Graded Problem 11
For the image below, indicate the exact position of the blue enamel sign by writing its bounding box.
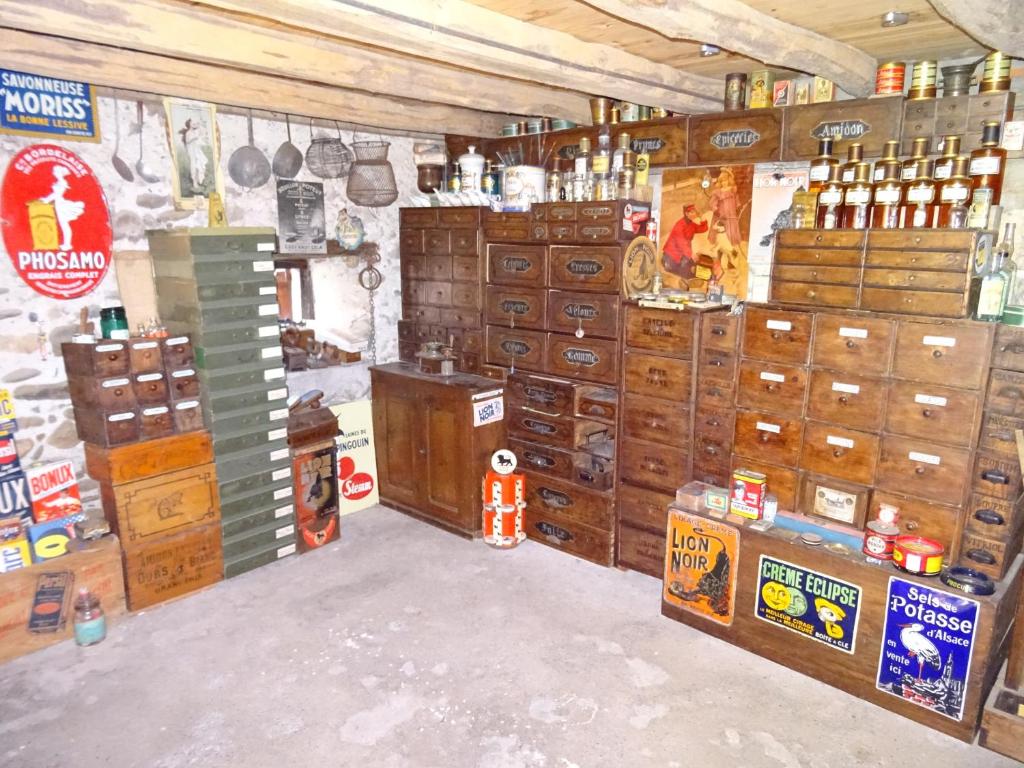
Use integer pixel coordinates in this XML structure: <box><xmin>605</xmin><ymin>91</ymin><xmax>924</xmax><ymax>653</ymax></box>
<box><xmin>0</xmin><ymin>69</ymin><xmax>99</xmax><ymax>142</ymax></box>
<box><xmin>876</xmin><ymin>577</ymin><xmax>979</xmax><ymax>721</ymax></box>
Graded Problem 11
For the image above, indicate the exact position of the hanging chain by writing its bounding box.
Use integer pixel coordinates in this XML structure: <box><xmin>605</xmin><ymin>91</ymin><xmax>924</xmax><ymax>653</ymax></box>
<box><xmin>358</xmin><ymin>243</ymin><xmax>383</xmax><ymax>365</ymax></box>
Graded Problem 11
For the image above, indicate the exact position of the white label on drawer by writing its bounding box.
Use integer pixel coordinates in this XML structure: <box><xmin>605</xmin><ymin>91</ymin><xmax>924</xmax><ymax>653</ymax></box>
<box><xmin>970</xmin><ymin>156</ymin><xmax>1001</xmax><ymax>175</ymax></box>
<box><xmin>142</xmin><ymin>406</ymin><xmax>169</xmax><ymax>416</ymax></box>
<box><xmin>267</xmin><ymin>427</ymin><xmax>287</xmax><ymax>442</ymax></box>
<box><xmin>253</xmin><ymin>260</ymin><xmax>274</xmax><ymax>272</ymax></box>
<box><xmin>267</xmin><ymin>387</ymin><xmax>288</xmax><ymax>401</ymax></box>
<box><xmin>258</xmin><ymin>303</ymin><xmax>280</xmax><ymax>316</ymax></box>
<box><xmin>261</xmin><ymin>346</ymin><xmax>283</xmax><ymax>360</ymax></box>
<box><xmin>909</xmin><ymin>451</ymin><xmax>941</xmax><ymax>465</ymax></box>
<box><xmin>166</xmin><ymin>336</ymin><xmax>188</xmax><ymax>346</ymax></box>
<box><xmin>94</xmin><ymin>343</ymin><xmax>124</xmax><ymax>353</ymax></box>
<box><xmin>102</xmin><ymin>377</ymin><xmax>130</xmax><ymax>388</ymax></box>
<box><xmin>270</xmin><ymin>448</ymin><xmax>289</xmax><ymax>462</ymax></box>
<box><xmin>131</xmin><ymin>341</ymin><xmax>158</xmax><ymax>350</ymax></box>
<box><xmin>257</xmin><ymin>241</ymin><xmax>275</xmax><ymax>252</ymax></box>
<box><xmin>137</xmin><ymin>372</ymin><xmax>162</xmax><ymax>382</ymax></box>
<box><xmin>264</xmin><ymin>368</ymin><xmax>285</xmax><ymax>381</ymax></box>
<box><xmin>875</xmin><ymin>188</ymin><xmax>900</xmax><ymax>204</ymax></box>
<box><xmin>923</xmin><ymin>335</ymin><xmax>956</xmax><ymax>348</ymax></box>
<box><xmin>827</xmin><ymin>435</ymin><xmax>854</xmax><ymax>449</ymax></box>
<box><xmin>258</xmin><ymin>325</ymin><xmax>278</xmax><ymax>338</ymax></box>
<box><xmin>269</xmin><ymin>408</ymin><xmax>288</xmax><ymax>421</ymax></box>
<box><xmin>759</xmin><ymin>371</ymin><xmax>785</xmax><ymax>383</ymax></box>
<box><xmin>275</xmin><ymin>504</ymin><xmax>294</xmax><ymax>519</ymax></box>
<box><xmin>108</xmin><ymin>412</ymin><xmax>135</xmax><ymax>422</ymax></box>
<box><xmin>273</xmin><ymin>486</ymin><xmax>293</xmax><ymax>500</ymax></box>
<box><xmin>756</xmin><ymin>421</ymin><xmax>781</xmax><ymax>434</ymax></box>
<box><xmin>272</xmin><ymin>468</ymin><xmax>291</xmax><ymax>482</ymax></box>
<box><xmin>832</xmin><ymin>382</ymin><xmax>860</xmax><ymax>395</ymax></box>
<box><xmin>175</xmin><ymin>400</ymin><xmax>200</xmax><ymax>411</ymax></box>
<box><xmin>277</xmin><ymin>543</ymin><xmax>296</xmax><ymax>558</ymax></box>
<box><xmin>915</xmin><ymin>393</ymin><xmax>948</xmax><ymax>407</ymax></box>
<box><xmin>766</xmin><ymin>319</ymin><xmax>792</xmax><ymax>331</ymax></box>
<box><xmin>275</xmin><ymin>524</ymin><xmax>295</xmax><ymax>539</ymax></box>
<box><xmin>472</xmin><ymin>388</ymin><xmax>505</xmax><ymax>401</ymax></box>
<box><xmin>838</xmin><ymin>326</ymin><xmax>868</xmax><ymax>339</ymax></box>
<box><xmin>172</xmin><ymin>369</ymin><xmax>195</xmax><ymax>378</ymax></box>
<box><xmin>259</xmin><ymin>285</ymin><xmax>277</xmax><ymax>296</ymax></box>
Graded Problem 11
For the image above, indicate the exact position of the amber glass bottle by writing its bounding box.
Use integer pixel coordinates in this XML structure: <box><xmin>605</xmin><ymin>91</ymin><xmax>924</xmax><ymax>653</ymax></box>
<box><xmin>871</xmin><ymin>162</ymin><xmax>904</xmax><ymax>229</ymax></box>
<box><xmin>840</xmin><ymin>143</ymin><xmax>864</xmax><ymax>184</ymax></box>
<box><xmin>903</xmin><ymin>158</ymin><xmax>937</xmax><ymax>229</ymax></box>
<box><xmin>969</xmin><ymin>121</ymin><xmax>1008</xmax><ymax>214</ymax></box>
<box><xmin>901</xmin><ymin>137</ymin><xmax>930</xmax><ymax>182</ymax></box>
<box><xmin>815</xmin><ymin>165</ymin><xmax>845</xmax><ymax>229</ymax></box>
<box><xmin>934</xmin><ymin>135</ymin><xmax>962</xmax><ymax>181</ymax></box>
<box><xmin>936</xmin><ymin>157</ymin><xmax>972</xmax><ymax>228</ymax></box>
<box><xmin>873</xmin><ymin>140</ymin><xmax>901</xmax><ymax>182</ymax></box>
<box><xmin>841</xmin><ymin>162</ymin><xmax>873</xmax><ymax>229</ymax></box>
<box><xmin>808</xmin><ymin>138</ymin><xmax>839</xmax><ymax>194</ymax></box>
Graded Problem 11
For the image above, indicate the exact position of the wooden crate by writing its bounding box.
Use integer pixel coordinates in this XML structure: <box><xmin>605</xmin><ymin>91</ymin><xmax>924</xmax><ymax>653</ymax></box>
<box><xmin>85</xmin><ymin>430</ymin><xmax>213</xmax><ymax>484</ymax></box>
<box><xmin>979</xmin><ymin>681</ymin><xmax>1024</xmax><ymax>763</ymax></box>
<box><xmin>121</xmin><ymin>523</ymin><xmax>223</xmax><ymax>611</ymax></box>
<box><xmin>0</xmin><ymin>536</ymin><xmax>126</xmax><ymax>664</ymax></box>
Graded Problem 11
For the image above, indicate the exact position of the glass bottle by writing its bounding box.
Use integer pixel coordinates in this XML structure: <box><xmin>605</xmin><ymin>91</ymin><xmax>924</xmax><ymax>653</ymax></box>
<box><xmin>617</xmin><ymin>168</ymin><xmax>635</xmax><ymax>201</ymax></box>
<box><xmin>840</xmin><ymin>142</ymin><xmax>864</xmax><ymax>184</ymax></box>
<box><xmin>815</xmin><ymin>165</ymin><xmax>845</xmax><ymax>229</ymax></box>
<box><xmin>612</xmin><ymin>132</ymin><xmax>631</xmax><ymax>174</ymax></box>
<box><xmin>593</xmin><ymin>125</ymin><xmax>613</xmax><ymax>200</ymax></box>
<box><xmin>449</xmin><ymin>162</ymin><xmax>462</xmax><ymax>192</ymax></box>
<box><xmin>933</xmin><ymin>135</ymin><xmax>962</xmax><ymax>181</ymax></box>
<box><xmin>968</xmin><ymin>121</ymin><xmax>1008</xmax><ymax>228</ymax></box>
<box><xmin>873</xmin><ymin>140</ymin><xmax>901</xmax><ymax>182</ymax></box>
<box><xmin>871</xmin><ymin>162</ymin><xmax>904</xmax><ymax>229</ymax></box>
<box><xmin>73</xmin><ymin>588</ymin><xmax>107</xmax><ymax>647</ymax></box>
<box><xmin>901</xmin><ymin>137</ymin><xmax>930</xmax><ymax>182</ymax></box>
<box><xmin>482</xmin><ymin>160</ymin><xmax>496</xmax><ymax>196</ymax></box>
<box><xmin>100</xmin><ymin>306</ymin><xmax>129</xmax><ymax>340</ymax></box>
<box><xmin>574</xmin><ymin>137</ymin><xmax>592</xmax><ymax>201</ymax></box>
<box><xmin>936</xmin><ymin>156</ymin><xmax>972</xmax><ymax>228</ymax></box>
<box><xmin>808</xmin><ymin>137</ymin><xmax>839</xmax><ymax>194</ymax></box>
<box><xmin>902</xmin><ymin>159</ymin><xmax>937</xmax><ymax>229</ymax></box>
<box><xmin>975</xmin><ymin>230</ymin><xmax>1014</xmax><ymax>322</ymax></box>
<box><xmin>841</xmin><ymin>162</ymin><xmax>873</xmax><ymax>229</ymax></box>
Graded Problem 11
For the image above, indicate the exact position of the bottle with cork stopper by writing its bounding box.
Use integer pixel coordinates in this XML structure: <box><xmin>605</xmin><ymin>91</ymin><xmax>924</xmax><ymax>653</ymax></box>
<box><xmin>967</xmin><ymin>121</ymin><xmax>1007</xmax><ymax>228</ymax></box>
<box><xmin>841</xmin><ymin>162</ymin><xmax>874</xmax><ymax>229</ymax></box>
<box><xmin>934</xmin><ymin>135</ymin><xmax>962</xmax><ymax>181</ymax></box>
<box><xmin>815</xmin><ymin>165</ymin><xmax>845</xmax><ymax>229</ymax></box>
<box><xmin>873</xmin><ymin>140</ymin><xmax>901</xmax><ymax>183</ymax></box>
<box><xmin>936</xmin><ymin>156</ymin><xmax>972</xmax><ymax>228</ymax></box>
<box><xmin>903</xmin><ymin>158</ymin><xmax>937</xmax><ymax>229</ymax></box>
<box><xmin>902</xmin><ymin>137</ymin><xmax>930</xmax><ymax>183</ymax></box>
<box><xmin>840</xmin><ymin>143</ymin><xmax>864</xmax><ymax>184</ymax></box>
<box><xmin>871</xmin><ymin>161</ymin><xmax>904</xmax><ymax>229</ymax></box>
<box><xmin>808</xmin><ymin>137</ymin><xmax>839</xmax><ymax>194</ymax></box>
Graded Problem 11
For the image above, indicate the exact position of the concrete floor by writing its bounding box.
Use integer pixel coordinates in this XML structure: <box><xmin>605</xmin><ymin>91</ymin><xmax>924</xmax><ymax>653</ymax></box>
<box><xmin>0</xmin><ymin>505</ymin><xmax>1017</xmax><ymax>768</ymax></box>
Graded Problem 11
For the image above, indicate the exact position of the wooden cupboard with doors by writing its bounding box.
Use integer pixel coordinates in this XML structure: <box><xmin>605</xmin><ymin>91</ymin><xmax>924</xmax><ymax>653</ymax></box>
<box><xmin>370</xmin><ymin>362</ymin><xmax>505</xmax><ymax>537</ymax></box>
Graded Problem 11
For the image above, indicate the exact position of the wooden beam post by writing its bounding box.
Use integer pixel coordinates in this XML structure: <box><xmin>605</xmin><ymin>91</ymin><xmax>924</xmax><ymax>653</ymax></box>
<box><xmin>928</xmin><ymin>0</ymin><xmax>1024</xmax><ymax>58</ymax></box>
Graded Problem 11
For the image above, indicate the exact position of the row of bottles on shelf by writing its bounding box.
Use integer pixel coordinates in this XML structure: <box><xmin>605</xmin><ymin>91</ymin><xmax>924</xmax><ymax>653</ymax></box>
<box><xmin>800</xmin><ymin>121</ymin><xmax>1006</xmax><ymax>231</ymax></box>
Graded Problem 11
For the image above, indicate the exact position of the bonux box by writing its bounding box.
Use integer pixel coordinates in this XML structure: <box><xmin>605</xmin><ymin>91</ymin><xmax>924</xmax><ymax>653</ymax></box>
<box><xmin>26</xmin><ymin>460</ymin><xmax>82</xmax><ymax>523</ymax></box>
<box><xmin>730</xmin><ymin>468</ymin><xmax>767</xmax><ymax>519</ymax></box>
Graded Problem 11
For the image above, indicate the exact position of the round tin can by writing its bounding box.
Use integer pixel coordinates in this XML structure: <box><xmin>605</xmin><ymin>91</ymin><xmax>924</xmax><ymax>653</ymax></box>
<box><xmin>875</xmin><ymin>61</ymin><xmax>905</xmax><ymax>95</ymax></box>
<box><xmin>724</xmin><ymin>73</ymin><xmax>747</xmax><ymax>111</ymax></box>
<box><xmin>893</xmin><ymin>535</ymin><xmax>945</xmax><ymax>576</ymax></box>
<box><xmin>908</xmin><ymin>60</ymin><xmax>937</xmax><ymax>99</ymax></box>
<box><xmin>876</xmin><ymin>503</ymin><xmax>900</xmax><ymax>526</ymax></box>
<box><xmin>863</xmin><ymin>521</ymin><xmax>898</xmax><ymax>560</ymax></box>
<box><xmin>981</xmin><ymin>51</ymin><xmax>1012</xmax><ymax>93</ymax></box>
<box><xmin>941</xmin><ymin>64</ymin><xmax>975</xmax><ymax>97</ymax></box>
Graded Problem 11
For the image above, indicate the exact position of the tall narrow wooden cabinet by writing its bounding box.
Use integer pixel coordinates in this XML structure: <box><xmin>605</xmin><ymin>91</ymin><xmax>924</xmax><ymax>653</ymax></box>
<box><xmin>371</xmin><ymin>363</ymin><xmax>505</xmax><ymax>536</ymax></box>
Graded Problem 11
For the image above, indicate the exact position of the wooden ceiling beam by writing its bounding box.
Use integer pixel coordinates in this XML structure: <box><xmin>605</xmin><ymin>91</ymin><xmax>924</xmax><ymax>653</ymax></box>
<box><xmin>583</xmin><ymin>0</ymin><xmax>879</xmax><ymax>97</ymax></box>
<box><xmin>0</xmin><ymin>0</ymin><xmax>590</xmax><ymax>123</ymax></box>
<box><xmin>0</xmin><ymin>28</ymin><xmax>512</xmax><ymax>136</ymax></box>
<box><xmin>189</xmin><ymin>0</ymin><xmax>722</xmax><ymax>114</ymax></box>
<box><xmin>927</xmin><ymin>0</ymin><xmax>1024</xmax><ymax>58</ymax></box>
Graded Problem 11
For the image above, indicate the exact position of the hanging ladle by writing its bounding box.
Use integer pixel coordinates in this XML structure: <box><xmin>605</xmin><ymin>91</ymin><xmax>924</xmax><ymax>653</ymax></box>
<box><xmin>134</xmin><ymin>101</ymin><xmax>161</xmax><ymax>184</ymax></box>
<box><xmin>110</xmin><ymin>95</ymin><xmax>133</xmax><ymax>182</ymax></box>
<box><xmin>272</xmin><ymin>114</ymin><xmax>303</xmax><ymax>178</ymax></box>
<box><xmin>228</xmin><ymin>109</ymin><xmax>272</xmax><ymax>189</ymax></box>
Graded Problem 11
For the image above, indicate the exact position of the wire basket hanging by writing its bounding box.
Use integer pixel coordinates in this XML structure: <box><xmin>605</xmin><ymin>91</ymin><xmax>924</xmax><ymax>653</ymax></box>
<box><xmin>346</xmin><ymin>139</ymin><xmax>398</xmax><ymax>207</ymax></box>
<box><xmin>305</xmin><ymin>120</ymin><xmax>353</xmax><ymax>179</ymax></box>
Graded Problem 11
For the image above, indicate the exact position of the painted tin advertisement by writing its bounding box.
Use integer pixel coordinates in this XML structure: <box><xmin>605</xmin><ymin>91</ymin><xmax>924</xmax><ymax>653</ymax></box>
<box><xmin>755</xmin><ymin>555</ymin><xmax>862</xmax><ymax>653</ymax></box>
<box><xmin>0</xmin><ymin>68</ymin><xmax>99</xmax><ymax>142</ymax></box>
<box><xmin>663</xmin><ymin>510</ymin><xmax>739</xmax><ymax>625</ymax></box>
<box><xmin>331</xmin><ymin>400</ymin><xmax>379</xmax><ymax>516</ymax></box>
<box><xmin>876</xmin><ymin>577</ymin><xmax>979</xmax><ymax>721</ymax></box>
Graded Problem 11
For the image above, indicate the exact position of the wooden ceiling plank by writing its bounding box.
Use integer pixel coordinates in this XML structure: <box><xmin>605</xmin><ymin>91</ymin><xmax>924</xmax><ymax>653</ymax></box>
<box><xmin>927</xmin><ymin>0</ymin><xmax>1024</xmax><ymax>58</ymax></box>
<box><xmin>0</xmin><ymin>28</ymin><xmax>511</xmax><ymax>136</ymax></box>
<box><xmin>583</xmin><ymin>0</ymin><xmax>879</xmax><ymax>96</ymax></box>
<box><xmin>189</xmin><ymin>0</ymin><xmax>722</xmax><ymax>113</ymax></box>
<box><xmin>0</xmin><ymin>0</ymin><xmax>590</xmax><ymax>123</ymax></box>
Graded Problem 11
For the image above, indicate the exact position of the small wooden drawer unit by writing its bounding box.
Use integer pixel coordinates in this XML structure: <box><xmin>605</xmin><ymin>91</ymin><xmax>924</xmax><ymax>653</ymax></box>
<box><xmin>522</xmin><ymin>471</ymin><xmax>613</xmax><ymax>530</ymax></box>
<box><xmin>875</xmin><ymin>436</ymin><xmax>972</xmax><ymax>505</ymax></box>
<box><xmin>742</xmin><ymin>306</ymin><xmax>812</xmax><ymax>365</ymax></box>
<box><xmin>622</xmin><ymin>394</ymin><xmax>689</xmax><ymax>447</ymax></box>
<box><xmin>966</xmin><ymin>492</ymin><xmax>1023</xmax><ymax>540</ymax></box>
<box><xmin>798</xmin><ymin>421</ymin><xmax>879</xmax><ymax>486</ymax></box>
<box><xmin>733</xmin><ymin>409</ymin><xmax>803</xmax><ymax>468</ymax></box>
<box><xmin>546</xmin><ymin>290</ymin><xmax>620</xmax><ymax>339</ymax></box>
<box><xmin>884</xmin><ymin>380</ymin><xmax>982</xmax><ymax>446</ymax></box>
<box><xmin>546</xmin><ymin>333</ymin><xmax>618</xmax><ymax>385</ymax></box>
<box><xmin>811</xmin><ymin>313</ymin><xmax>895</xmax><ymax>376</ymax></box>
<box><xmin>806</xmin><ymin>369</ymin><xmax>887</xmax><ymax>432</ymax></box>
<box><xmin>624</xmin><ymin>305</ymin><xmax>694</xmax><ymax>356</ymax></box>
<box><xmin>623</xmin><ymin>351</ymin><xmax>691</xmax><ymax>399</ymax></box>
<box><xmin>509</xmin><ymin>439</ymin><xmax>574</xmax><ymax>480</ymax></box>
<box><xmin>892</xmin><ymin>319</ymin><xmax>993</xmax><ymax>389</ymax></box>
<box><xmin>506</xmin><ymin>372</ymin><xmax>575</xmax><ymax>416</ymax></box>
<box><xmin>485</xmin><ymin>285</ymin><xmax>546</xmax><ymax>330</ymax></box>
<box><xmin>737</xmin><ymin>360</ymin><xmax>808</xmax><ymax>417</ymax></box>
<box><xmin>620</xmin><ymin>438</ymin><xmax>689</xmax><ymax>493</ymax></box>
<box><xmin>487</xmin><ymin>243</ymin><xmax>547</xmax><ymax>286</ymax></box>
<box><xmin>548</xmin><ymin>246</ymin><xmax>620</xmax><ymax>292</ymax></box>
<box><xmin>485</xmin><ymin>326</ymin><xmax>546</xmax><ymax>371</ymax></box>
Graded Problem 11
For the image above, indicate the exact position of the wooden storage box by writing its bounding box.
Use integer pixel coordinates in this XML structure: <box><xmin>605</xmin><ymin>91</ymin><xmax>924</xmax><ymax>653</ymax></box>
<box><xmin>67</xmin><ymin>374</ymin><xmax>137</xmax><ymax>411</ymax></box>
<box><xmin>72</xmin><ymin>408</ymin><xmax>140</xmax><ymax>447</ymax></box>
<box><xmin>121</xmin><ymin>522</ymin><xmax>223</xmax><ymax>611</ymax></box>
<box><xmin>128</xmin><ymin>338</ymin><xmax>164</xmax><ymax>373</ymax></box>
<box><xmin>85</xmin><ymin>431</ymin><xmax>214</xmax><ymax>484</ymax></box>
<box><xmin>61</xmin><ymin>340</ymin><xmax>130</xmax><ymax>377</ymax></box>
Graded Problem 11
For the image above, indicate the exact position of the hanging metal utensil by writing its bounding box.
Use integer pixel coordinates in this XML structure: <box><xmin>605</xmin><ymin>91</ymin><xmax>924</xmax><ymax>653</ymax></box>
<box><xmin>272</xmin><ymin>114</ymin><xmax>303</xmax><ymax>178</ymax></box>
<box><xmin>134</xmin><ymin>101</ymin><xmax>160</xmax><ymax>184</ymax></box>
<box><xmin>228</xmin><ymin>109</ymin><xmax>271</xmax><ymax>188</ymax></box>
<box><xmin>110</xmin><ymin>95</ymin><xmax>134</xmax><ymax>182</ymax></box>
<box><xmin>305</xmin><ymin>119</ymin><xmax>352</xmax><ymax>179</ymax></box>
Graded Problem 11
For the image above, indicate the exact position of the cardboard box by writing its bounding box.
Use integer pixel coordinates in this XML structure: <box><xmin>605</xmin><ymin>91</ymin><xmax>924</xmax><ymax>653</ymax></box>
<box><xmin>813</xmin><ymin>76</ymin><xmax>835</xmax><ymax>103</ymax></box>
<box><xmin>773</xmin><ymin>80</ymin><xmax>792</xmax><ymax>107</ymax></box>
<box><xmin>26</xmin><ymin>460</ymin><xmax>82</xmax><ymax>523</ymax></box>
<box><xmin>0</xmin><ymin>472</ymin><xmax>31</xmax><ymax>524</ymax></box>
<box><xmin>0</xmin><ymin>388</ymin><xmax>18</xmax><ymax>435</ymax></box>
<box><xmin>749</xmin><ymin>70</ymin><xmax>775</xmax><ymax>109</ymax></box>
<box><xmin>26</xmin><ymin>514</ymin><xmax>83</xmax><ymax>562</ymax></box>
<box><xmin>0</xmin><ymin>434</ymin><xmax>21</xmax><ymax>481</ymax></box>
<box><xmin>730</xmin><ymin>468</ymin><xmax>767</xmax><ymax>519</ymax></box>
<box><xmin>0</xmin><ymin>534</ymin><xmax>31</xmax><ymax>573</ymax></box>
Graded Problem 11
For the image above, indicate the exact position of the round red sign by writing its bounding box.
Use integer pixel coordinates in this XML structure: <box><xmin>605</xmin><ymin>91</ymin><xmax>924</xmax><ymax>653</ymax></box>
<box><xmin>1</xmin><ymin>144</ymin><xmax>112</xmax><ymax>300</ymax></box>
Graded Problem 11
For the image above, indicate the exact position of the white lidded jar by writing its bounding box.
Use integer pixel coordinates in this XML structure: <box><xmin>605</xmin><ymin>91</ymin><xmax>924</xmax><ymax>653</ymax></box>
<box><xmin>458</xmin><ymin>144</ymin><xmax>486</xmax><ymax>193</ymax></box>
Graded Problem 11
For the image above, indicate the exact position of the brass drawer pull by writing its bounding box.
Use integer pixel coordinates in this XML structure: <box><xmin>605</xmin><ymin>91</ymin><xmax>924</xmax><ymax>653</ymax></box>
<box><xmin>904</xmin><ymin>520</ymin><xmax>919</xmax><ymax>531</ymax></box>
<box><xmin>845</xmin><ymin>340</ymin><xmax>856</xmax><ymax>349</ymax></box>
<box><xmin>838</xmin><ymin>395</ymin><xmax>849</xmax><ymax>405</ymax></box>
<box><xmin>711</xmin><ymin>327</ymin><xmax>726</xmax><ymax>336</ymax></box>
<box><xmin>921</xmin><ymin>408</ymin><xmax>933</xmax><ymax>418</ymax></box>
<box><xmin>914</xmin><ymin>466</ymin><xmax>926</xmax><ymax>475</ymax></box>
<box><xmin>832</xmin><ymin>448</ymin><xmax>846</xmax><ymax>458</ymax></box>
<box><xmin>932</xmin><ymin>349</ymin><xmax>943</xmax><ymax>358</ymax></box>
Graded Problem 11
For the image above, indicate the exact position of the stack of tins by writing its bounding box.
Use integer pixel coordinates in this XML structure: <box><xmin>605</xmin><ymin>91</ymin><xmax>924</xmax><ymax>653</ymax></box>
<box><xmin>287</xmin><ymin>393</ymin><xmax>341</xmax><ymax>552</ymax></box>
<box><xmin>482</xmin><ymin>464</ymin><xmax>526</xmax><ymax>547</ymax></box>
<box><xmin>85</xmin><ymin>432</ymin><xmax>222</xmax><ymax>611</ymax></box>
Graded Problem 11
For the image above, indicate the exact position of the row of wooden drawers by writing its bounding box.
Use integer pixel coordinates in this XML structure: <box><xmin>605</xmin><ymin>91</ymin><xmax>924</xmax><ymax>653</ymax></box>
<box><xmin>402</xmin><ymin>253</ymin><xmax>482</xmax><ymax>283</ymax></box>
<box><xmin>485</xmin><ymin>286</ymin><xmax>620</xmax><ymax>339</ymax></box>
<box><xmin>400</xmin><ymin>206</ymin><xmax>481</xmax><ymax>229</ymax></box>
<box><xmin>506</xmin><ymin>372</ymin><xmax>617</xmax><ymax>422</ymax></box>
<box><xmin>487</xmin><ymin>244</ymin><xmax>621</xmax><ymax>293</ymax></box>
<box><xmin>777</xmin><ymin>227</ymin><xmax>978</xmax><ymax>251</ymax></box>
<box><xmin>771</xmin><ymin>280</ymin><xmax>970</xmax><ymax>318</ymax></box>
<box><xmin>485</xmin><ymin>327</ymin><xmax>618</xmax><ymax>385</ymax></box>
<box><xmin>524</xmin><ymin>471</ymin><xmax>615</xmax><ymax>566</ymax></box>
<box><xmin>402</xmin><ymin>279</ymin><xmax>480</xmax><ymax>311</ymax></box>
<box><xmin>397</xmin><ymin>322</ymin><xmax>481</xmax><ymax>351</ymax></box>
<box><xmin>401</xmin><ymin>227</ymin><xmax>480</xmax><ymax>258</ymax></box>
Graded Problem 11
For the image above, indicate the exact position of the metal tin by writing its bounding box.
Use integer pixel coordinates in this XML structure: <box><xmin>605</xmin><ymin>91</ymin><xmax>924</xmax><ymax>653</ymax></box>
<box><xmin>724</xmin><ymin>73</ymin><xmax>747</xmax><ymax>111</ymax></box>
<box><xmin>875</xmin><ymin>61</ymin><xmax>906</xmax><ymax>95</ymax></box>
<box><xmin>908</xmin><ymin>60</ymin><xmax>937</xmax><ymax>99</ymax></box>
<box><xmin>749</xmin><ymin>69</ymin><xmax>775</xmax><ymax>109</ymax></box>
<box><xmin>980</xmin><ymin>51</ymin><xmax>1012</xmax><ymax>93</ymax></box>
<box><xmin>941</xmin><ymin>63</ymin><xmax>975</xmax><ymax>97</ymax></box>
<box><xmin>863</xmin><ymin>520</ymin><xmax>899</xmax><ymax>559</ymax></box>
<box><xmin>637</xmin><ymin>105</ymin><xmax>652</xmax><ymax>121</ymax></box>
<box><xmin>618</xmin><ymin>102</ymin><xmax>640</xmax><ymax>122</ymax></box>
<box><xmin>876</xmin><ymin>503</ymin><xmax>900</xmax><ymax>526</ymax></box>
<box><xmin>940</xmin><ymin>566</ymin><xmax>996</xmax><ymax>596</ymax></box>
<box><xmin>893</xmin><ymin>535</ymin><xmax>945</xmax><ymax>576</ymax></box>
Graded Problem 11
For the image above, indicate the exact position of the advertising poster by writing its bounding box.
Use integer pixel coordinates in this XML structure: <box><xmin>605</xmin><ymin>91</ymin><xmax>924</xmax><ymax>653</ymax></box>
<box><xmin>293</xmin><ymin>443</ymin><xmax>339</xmax><ymax>552</ymax></box>
<box><xmin>331</xmin><ymin>400</ymin><xmax>379</xmax><ymax>516</ymax></box>
<box><xmin>163</xmin><ymin>98</ymin><xmax>223</xmax><ymax>209</ymax></box>
<box><xmin>876</xmin><ymin>577</ymin><xmax>979</xmax><ymax>721</ymax></box>
<box><xmin>747</xmin><ymin>162</ymin><xmax>810</xmax><ymax>302</ymax></box>
<box><xmin>657</xmin><ymin>165</ymin><xmax>753</xmax><ymax>298</ymax></box>
<box><xmin>0</xmin><ymin>68</ymin><xmax>99</xmax><ymax>142</ymax></box>
<box><xmin>663</xmin><ymin>510</ymin><xmax>739</xmax><ymax>625</ymax></box>
<box><xmin>755</xmin><ymin>555</ymin><xmax>862</xmax><ymax>654</ymax></box>
<box><xmin>276</xmin><ymin>180</ymin><xmax>327</xmax><ymax>254</ymax></box>
<box><xmin>0</xmin><ymin>144</ymin><xmax>112</xmax><ymax>299</ymax></box>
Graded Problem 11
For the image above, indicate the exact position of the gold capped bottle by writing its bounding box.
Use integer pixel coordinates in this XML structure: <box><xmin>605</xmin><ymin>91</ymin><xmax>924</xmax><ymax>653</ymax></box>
<box><xmin>840</xmin><ymin>142</ymin><xmax>864</xmax><ymax>184</ymax></box>
<box><xmin>901</xmin><ymin>137</ymin><xmax>930</xmax><ymax>182</ymax></box>
<box><xmin>808</xmin><ymin>137</ymin><xmax>839</xmax><ymax>194</ymax></box>
<box><xmin>871</xmin><ymin>162</ymin><xmax>904</xmax><ymax>229</ymax></box>
<box><xmin>967</xmin><ymin>121</ymin><xmax>1008</xmax><ymax>227</ymax></box>
<box><xmin>873</xmin><ymin>140</ymin><xmax>901</xmax><ymax>182</ymax></box>
<box><xmin>841</xmin><ymin>162</ymin><xmax>873</xmax><ymax>229</ymax></box>
<box><xmin>815</xmin><ymin>165</ymin><xmax>845</xmax><ymax>229</ymax></box>
<box><xmin>936</xmin><ymin>156</ymin><xmax>972</xmax><ymax>228</ymax></box>
<box><xmin>934</xmin><ymin>135</ymin><xmax>962</xmax><ymax>181</ymax></box>
<box><xmin>902</xmin><ymin>158</ymin><xmax>937</xmax><ymax>229</ymax></box>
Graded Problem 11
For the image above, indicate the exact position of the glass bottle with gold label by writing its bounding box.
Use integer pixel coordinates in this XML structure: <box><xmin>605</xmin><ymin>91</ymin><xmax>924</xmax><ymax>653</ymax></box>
<box><xmin>933</xmin><ymin>135</ymin><xmax>962</xmax><ymax>181</ymax></box>
<box><xmin>612</xmin><ymin>132</ymin><xmax>631</xmax><ymax>174</ymax></box>
<box><xmin>808</xmin><ymin>137</ymin><xmax>839</xmax><ymax>194</ymax></box>
<box><xmin>815</xmin><ymin>165</ymin><xmax>845</xmax><ymax>229</ymax></box>
<box><xmin>967</xmin><ymin>121</ymin><xmax>1008</xmax><ymax>227</ymax></box>
<box><xmin>873</xmin><ymin>140</ymin><xmax>901</xmax><ymax>182</ymax></box>
<box><xmin>871</xmin><ymin>162</ymin><xmax>904</xmax><ymax>229</ymax></box>
<box><xmin>901</xmin><ymin>137</ymin><xmax>930</xmax><ymax>182</ymax></box>
<box><xmin>840</xmin><ymin>143</ymin><xmax>864</xmax><ymax>184</ymax></box>
<box><xmin>936</xmin><ymin>156</ymin><xmax>972</xmax><ymax>228</ymax></box>
<box><xmin>841</xmin><ymin>162</ymin><xmax>873</xmax><ymax>229</ymax></box>
<box><xmin>902</xmin><ymin>158</ymin><xmax>937</xmax><ymax>229</ymax></box>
